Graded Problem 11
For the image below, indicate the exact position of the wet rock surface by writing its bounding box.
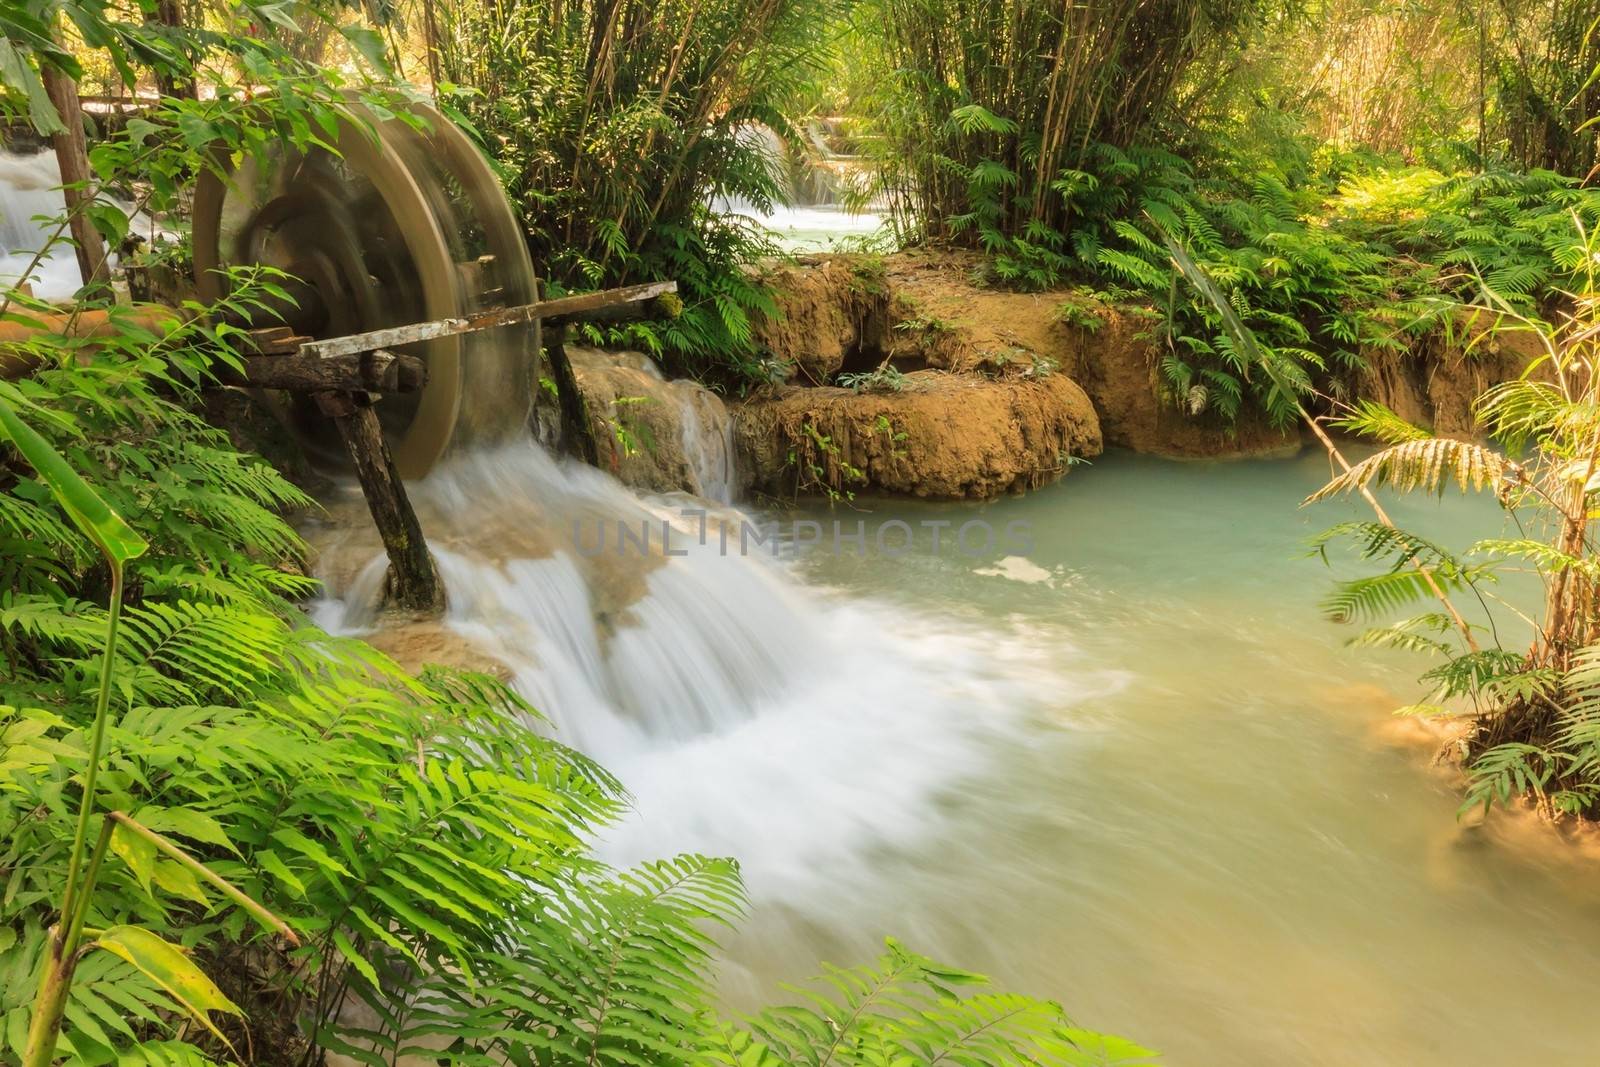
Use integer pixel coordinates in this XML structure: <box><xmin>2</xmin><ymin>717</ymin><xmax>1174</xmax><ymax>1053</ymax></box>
<box><xmin>566</xmin><ymin>345</ymin><xmax>736</xmax><ymax>502</ymax></box>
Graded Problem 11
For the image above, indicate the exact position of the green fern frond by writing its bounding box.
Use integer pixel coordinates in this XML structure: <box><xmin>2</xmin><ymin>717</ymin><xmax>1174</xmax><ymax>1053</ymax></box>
<box><xmin>1304</xmin><ymin>438</ymin><xmax>1508</xmax><ymax>503</ymax></box>
<box><xmin>1332</xmin><ymin>400</ymin><xmax>1431</xmax><ymax>444</ymax></box>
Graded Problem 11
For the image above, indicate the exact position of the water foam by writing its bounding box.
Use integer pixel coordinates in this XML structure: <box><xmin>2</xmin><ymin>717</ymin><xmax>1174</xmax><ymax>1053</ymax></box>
<box><xmin>311</xmin><ymin>442</ymin><xmax>1087</xmax><ymax>899</ymax></box>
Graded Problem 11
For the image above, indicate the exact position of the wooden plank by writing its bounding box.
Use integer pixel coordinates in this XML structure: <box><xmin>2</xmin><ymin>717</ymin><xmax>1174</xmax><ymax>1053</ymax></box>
<box><xmin>228</xmin><ymin>350</ymin><xmax>426</xmax><ymax>393</ymax></box>
<box><xmin>296</xmin><ymin>281</ymin><xmax>678</xmax><ymax>359</ymax></box>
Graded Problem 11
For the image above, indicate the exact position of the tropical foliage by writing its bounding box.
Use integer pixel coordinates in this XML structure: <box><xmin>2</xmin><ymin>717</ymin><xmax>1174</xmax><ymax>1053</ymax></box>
<box><xmin>830</xmin><ymin>0</ymin><xmax>1600</xmax><ymax>427</ymax></box>
<box><xmin>1</xmin><ymin>4</ymin><xmax>1145</xmax><ymax>1064</ymax></box>
<box><xmin>433</xmin><ymin>0</ymin><xmax>835</xmax><ymax>382</ymax></box>
<box><xmin>0</xmin><ymin>316</ymin><xmax>1148</xmax><ymax>1057</ymax></box>
<box><xmin>1306</xmin><ymin>214</ymin><xmax>1600</xmax><ymax>820</ymax></box>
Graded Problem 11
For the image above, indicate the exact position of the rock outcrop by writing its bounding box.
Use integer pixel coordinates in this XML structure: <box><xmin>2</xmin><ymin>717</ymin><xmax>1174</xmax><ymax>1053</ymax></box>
<box><xmin>877</xmin><ymin>250</ymin><xmax>1300</xmax><ymax>458</ymax></box>
<box><xmin>734</xmin><ymin>370</ymin><xmax>1102</xmax><ymax>500</ymax></box>
<box><xmin>750</xmin><ymin>256</ymin><xmax>892</xmax><ymax>383</ymax></box>
<box><xmin>566</xmin><ymin>346</ymin><xmax>736</xmax><ymax>502</ymax></box>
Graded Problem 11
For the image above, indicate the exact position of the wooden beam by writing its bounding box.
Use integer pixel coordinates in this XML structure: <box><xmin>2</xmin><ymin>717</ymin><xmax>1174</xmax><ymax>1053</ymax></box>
<box><xmin>225</xmin><ymin>350</ymin><xmax>426</xmax><ymax>393</ymax></box>
<box><xmin>546</xmin><ymin>291</ymin><xmax>682</xmax><ymax>329</ymax></box>
<box><xmin>296</xmin><ymin>282</ymin><xmax>678</xmax><ymax>359</ymax></box>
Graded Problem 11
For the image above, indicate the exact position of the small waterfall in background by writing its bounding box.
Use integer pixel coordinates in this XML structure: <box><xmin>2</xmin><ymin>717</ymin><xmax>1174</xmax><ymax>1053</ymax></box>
<box><xmin>668</xmin><ymin>380</ymin><xmax>735</xmax><ymax>505</ymax></box>
<box><xmin>309</xmin><ymin>439</ymin><xmax>1082</xmax><ymax>899</ymax></box>
<box><xmin>713</xmin><ymin>122</ymin><xmax>889</xmax><ymax>252</ymax></box>
<box><xmin>0</xmin><ymin>151</ymin><xmax>90</xmax><ymax>300</ymax></box>
<box><xmin>0</xmin><ymin>149</ymin><xmax>150</xmax><ymax>301</ymax></box>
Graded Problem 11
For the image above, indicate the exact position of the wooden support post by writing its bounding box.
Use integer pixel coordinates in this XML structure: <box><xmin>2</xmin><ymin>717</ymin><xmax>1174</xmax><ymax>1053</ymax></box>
<box><xmin>40</xmin><ymin>63</ymin><xmax>109</xmax><ymax>293</ymax></box>
<box><xmin>314</xmin><ymin>391</ymin><xmax>443</xmax><ymax>613</ymax></box>
<box><xmin>543</xmin><ymin>323</ymin><xmax>598</xmax><ymax>465</ymax></box>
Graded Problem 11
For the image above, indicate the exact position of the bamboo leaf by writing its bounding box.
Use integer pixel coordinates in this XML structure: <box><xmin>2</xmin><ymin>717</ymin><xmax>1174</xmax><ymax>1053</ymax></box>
<box><xmin>0</xmin><ymin>395</ymin><xmax>147</xmax><ymax>567</ymax></box>
<box><xmin>92</xmin><ymin>926</ymin><xmax>240</xmax><ymax>1052</ymax></box>
<box><xmin>110</xmin><ymin>822</ymin><xmax>157</xmax><ymax>897</ymax></box>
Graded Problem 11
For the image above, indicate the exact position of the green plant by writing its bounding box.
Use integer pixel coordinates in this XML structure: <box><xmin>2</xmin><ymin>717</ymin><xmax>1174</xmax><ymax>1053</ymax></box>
<box><xmin>607</xmin><ymin>396</ymin><xmax>658</xmax><ymax>460</ymax></box>
<box><xmin>0</xmin><ymin>391</ymin><xmax>298</xmax><ymax>1066</ymax></box>
<box><xmin>433</xmin><ymin>0</ymin><xmax>836</xmax><ymax>383</ymax></box>
<box><xmin>873</xmin><ymin>413</ymin><xmax>909</xmax><ymax>459</ymax></box>
<box><xmin>1170</xmin><ymin>197</ymin><xmax>1600</xmax><ymax>821</ymax></box>
<box><xmin>1303</xmin><ymin>219</ymin><xmax>1600</xmax><ymax>818</ymax></box>
<box><xmin>0</xmin><ymin>8</ymin><xmax>1148</xmax><ymax>1063</ymax></box>
<box><xmin>785</xmin><ymin>420</ymin><xmax>866</xmax><ymax>502</ymax></box>
<box><xmin>855</xmin><ymin>0</ymin><xmax>1263</xmax><ymax>254</ymax></box>
<box><xmin>837</xmin><ymin>364</ymin><xmax>908</xmax><ymax>393</ymax></box>
<box><xmin>708</xmin><ymin>940</ymin><xmax>1159</xmax><ymax>1065</ymax></box>
<box><xmin>1054</xmin><ymin>296</ymin><xmax>1106</xmax><ymax>333</ymax></box>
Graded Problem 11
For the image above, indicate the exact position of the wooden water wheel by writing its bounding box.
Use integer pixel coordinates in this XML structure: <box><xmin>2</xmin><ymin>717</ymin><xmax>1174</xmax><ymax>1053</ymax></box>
<box><xmin>191</xmin><ymin>97</ymin><xmax>539</xmax><ymax>478</ymax></box>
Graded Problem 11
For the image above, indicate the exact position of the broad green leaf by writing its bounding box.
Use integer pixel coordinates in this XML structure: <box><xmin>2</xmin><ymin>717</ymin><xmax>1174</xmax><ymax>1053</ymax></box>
<box><xmin>152</xmin><ymin>860</ymin><xmax>210</xmax><ymax>906</ymax></box>
<box><xmin>0</xmin><ymin>40</ymin><xmax>66</xmax><ymax>136</ymax></box>
<box><xmin>85</xmin><ymin>200</ymin><xmax>129</xmax><ymax>245</ymax></box>
<box><xmin>0</xmin><ymin>395</ymin><xmax>147</xmax><ymax>567</ymax></box>
<box><xmin>136</xmin><ymin>808</ymin><xmax>239</xmax><ymax>855</ymax></box>
<box><xmin>332</xmin><ymin>929</ymin><xmax>379</xmax><ymax>989</ymax></box>
<box><xmin>110</xmin><ymin>822</ymin><xmax>157</xmax><ymax>896</ymax></box>
<box><xmin>93</xmin><ymin>926</ymin><xmax>239</xmax><ymax>1050</ymax></box>
<box><xmin>340</xmin><ymin>25</ymin><xmax>389</xmax><ymax>70</ymax></box>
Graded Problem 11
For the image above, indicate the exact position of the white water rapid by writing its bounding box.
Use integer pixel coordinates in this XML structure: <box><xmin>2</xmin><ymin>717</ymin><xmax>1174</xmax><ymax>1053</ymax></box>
<box><xmin>310</xmin><ymin>442</ymin><xmax>1115</xmax><ymax>903</ymax></box>
<box><xmin>0</xmin><ymin>151</ymin><xmax>90</xmax><ymax>299</ymax></box>
<box><xmin>0</xmin><ymin>149</ymin><xmax>152</xmax><ymax>301</ymax></box>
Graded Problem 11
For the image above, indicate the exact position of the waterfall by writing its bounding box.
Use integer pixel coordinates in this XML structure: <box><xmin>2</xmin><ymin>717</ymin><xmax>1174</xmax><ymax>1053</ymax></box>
<box><xmin>671</xmin><ymin>382</ymin><xmax>736</xmax><ymax>505</ymax></box>
<box><xmin>0</xmin><ymin>151</ymin><xmax>87</xmax><ymax>300</ymax></box>
<box><xmin>309</xmin><ymin>442</ymin><xmax>1069</xmax><ymax>899</ymax></box>
<box><xmin>567</xmin><ymin>346</ymin><xmax>737</xmax><ymax>505</ymax></box>
<box><xmin>0</xmin><ymin>149</ymin><xmax>148</xmax><ymax>301</ymax></box>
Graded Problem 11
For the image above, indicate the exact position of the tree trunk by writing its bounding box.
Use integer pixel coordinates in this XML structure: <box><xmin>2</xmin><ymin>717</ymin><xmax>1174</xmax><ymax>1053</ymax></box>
<box><xmin>147</xmin><ymin>0</ymin><xmax>197</xmax><ymax>99</ymax></box>
<box><xmin>40</xmin><ymin>64</ymin><xmax>110</xmax><ymax>293</ymax></box>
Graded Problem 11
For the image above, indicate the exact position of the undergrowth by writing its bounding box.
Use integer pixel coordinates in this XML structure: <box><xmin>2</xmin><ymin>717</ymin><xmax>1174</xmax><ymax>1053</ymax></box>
<box><xmin>1308</xmin><ymin>216</ymin><xmax>1600</xmax><ymax>822</ymax></box>
<box><xmin>874</xmin><ymin>117</ymin><xmax>1600</xmax><ymax>427</ymax></box>
<box><xmin>0</xmin><ymin>272</ymin><xmax>1151</xmax><ymax>1066</ymax></box>
<box><xmin>434</xmin><ymin>0</ymin><xmax>824</xmax><ymax>386</ymax></box>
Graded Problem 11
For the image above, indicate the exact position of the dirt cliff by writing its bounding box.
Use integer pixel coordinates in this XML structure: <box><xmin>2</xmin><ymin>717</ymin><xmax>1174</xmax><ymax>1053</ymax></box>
<box><xmin>876</xmin><ymin>250</ymin><xmax>1300</xmax><ymax>457</ymax></box>
<box><xmin>1355</xmin><ymin>309</ymin><xmax>1546</xmax><ymax>437</ymax></box>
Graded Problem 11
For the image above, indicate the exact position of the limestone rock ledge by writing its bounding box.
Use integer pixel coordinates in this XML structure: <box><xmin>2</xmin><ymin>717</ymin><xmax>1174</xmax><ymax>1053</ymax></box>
<box><xmin>733</xmin><ymin>370</ymin><xmax>1103</xmax><ymax>501</ymax></box>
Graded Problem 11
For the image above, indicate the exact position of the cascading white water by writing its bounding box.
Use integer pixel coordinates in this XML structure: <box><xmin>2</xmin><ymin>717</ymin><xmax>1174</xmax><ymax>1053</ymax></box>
<box><xmin>669</xmin><ymin>385</ymin><xmax>735</xmax><ymax>505</ymax></box>
<box><xmin>310</xmin><ymin>441</ymin><xmax>1111</xmax><ymax>898</ymax></box>
<box><xmin>0</xmin><ymin>151</ymin><xmax>88</xmax><ymax>299</ymax></box>
<box><xmin>0</xmin><ymin>149</ymin><xmax>149</xmax><ymax>301</ymax></box>
<box><xmin>593</xmin><ymin>348</ymin><xmax>736</xmax><ymax>504</ymax></box>
<box><xmin>711</xmin><ymin>122</ymin><xmax>889</xmax><ymax>252</ymax></box>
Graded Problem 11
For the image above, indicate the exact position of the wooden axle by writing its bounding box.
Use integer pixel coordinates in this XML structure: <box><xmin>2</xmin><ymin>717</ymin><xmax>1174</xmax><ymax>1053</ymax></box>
<box><xmin>223</xmin><ymin>349</ymin><xmax>427</xmax><ymax>394</ymax></box>
<box><xmin>274</xmin><ymin>279</ymin><xmax>679</xmax><ymax>616</ymax></box>
<box><xmin>0</xmin><ymin>282</ymin><xmax>681</xmax><ymax>615</ymax></box>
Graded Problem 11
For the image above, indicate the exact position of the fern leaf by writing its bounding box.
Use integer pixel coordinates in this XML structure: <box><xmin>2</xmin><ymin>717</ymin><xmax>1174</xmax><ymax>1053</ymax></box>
<box><xmin>1304</xmin><ymin>438</ymin><xmax>1508</xmax><ymax>503</ymax></box>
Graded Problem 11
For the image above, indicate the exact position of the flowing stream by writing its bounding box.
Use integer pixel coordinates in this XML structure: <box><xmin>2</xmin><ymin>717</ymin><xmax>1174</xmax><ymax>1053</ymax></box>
<box><xmin>10</xmin><ymin>131</ymin><xmax>1593</xmax><ymax>1066</ymax></box>
<box><xmin>310</xmin><ymin>440</ymin><xmax>1600</xmax><ymax>1067</ymax></box>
